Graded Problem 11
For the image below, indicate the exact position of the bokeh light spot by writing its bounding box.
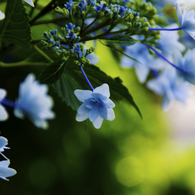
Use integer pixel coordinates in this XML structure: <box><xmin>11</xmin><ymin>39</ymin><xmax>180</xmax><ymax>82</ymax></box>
<box><xmin>115</xmin><ymin>157</ymin><xmax>145</xmax><ymax>187</ymax></box>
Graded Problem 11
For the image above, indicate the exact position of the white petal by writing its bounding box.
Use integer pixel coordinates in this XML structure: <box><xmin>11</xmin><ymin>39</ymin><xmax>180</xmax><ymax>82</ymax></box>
<box><xmin>106</xmin><ymin>108</ymin><xmax>115</xmax><ymax>121</ymax></box>
<box><xmin>92</xmin><ymin>115</ymin><xmax>103</xmax><ymax>129</ymax></box>
<box><xmin>93</xmin><ymin>84</ymin><xmax>110</xmax><ymax>97</ymax></box>
<box><xmin>0</xmin><ymin>11</ymin><xmax>5</xmax><ymax>20</ymax></box>
<box><xmin>135</xmin><ymin>64</ymin><xmax>149</xmax><ymax>83</ymax></box>
<box><xmin>0</xmin><ymin>89</ymin><xmax>6</xmax><ymax>101</ymax></box>
<box><xmin>76</xmin><ymin>113</ymin><xmax>89</xmax><ymax>122</ymax></box>
<box><xmin>176</xmin><ymin>2</ymin><xmax>183</xmax><ymax>26</ymax></box>
<box><xmin>24</xmin><ymin>0</ymin><xmax>34</xmax><ymax>7</ymax></box>
<box><xmin>0</xmin><ymin>105</ymin><xmax>8</xmax><ymax>121</ymax></box>
<box><xmin>74</xmin><ymin>90</ymin><xmax>92</xmax><ymax>102</ymax></box>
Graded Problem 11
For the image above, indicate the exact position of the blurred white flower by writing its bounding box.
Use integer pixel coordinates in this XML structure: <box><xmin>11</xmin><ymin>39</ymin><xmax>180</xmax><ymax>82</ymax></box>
<box><xmin>14</xmin><ymin>74</ymin><xmax>55</xmax><ymax>129</ymax></box>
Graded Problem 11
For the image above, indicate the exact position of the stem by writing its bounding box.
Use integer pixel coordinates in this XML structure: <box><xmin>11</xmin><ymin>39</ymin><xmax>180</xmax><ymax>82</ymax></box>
<box><xmin>34</xmin><ymin>45</ymin><xmax>53</xmax><ymax>63</ymax></box>
<box><xmin>29</xmin><ymin>0</ymin><xmax>56</xmax><ymax>25</ymax></box>
<box><xmin>1</xmin><ymin>99</ymin><xmax>16</xmax><ymax>108</ymax></box>
<box><xmin>83</xmin><ymin>19</ymin><xmax>111</xmax><ymax>35</ymax></box>
<box><xmin>148</xmin><ymin>27</ymin><xmax>183</xmax><ymax>31</ymax></box>
<box><xmin>29</xmin><ymin>0</ymin><xmax>39</xmax><ymax>18</ymax></box>
<box><xmin>0</xmin><ymin>61</ymin><xmax>48</xmax><ymax>67</ymax></box>
<box><xmin>145</xmin><ymin>44</ymin><xmax>184</xmax><ymax>72</ymax></box>
<box><xmin>0</xmin><ymin>153</ymin><xmax>9</xmax><ymax>160</ymax></box>
<box><xmin>80</xmin><ymin>17</ymin><xmax>98</xmax><ymax>36</ymax></box>
<box><xmin>80</xmin><ymin>66</ymin><xmax>94</xmax><ymax>91</ymax></box>
<box><xmin>31</xmin><ymin>17</ymin><xmax>68</xmax><ymax>26</ymax></box>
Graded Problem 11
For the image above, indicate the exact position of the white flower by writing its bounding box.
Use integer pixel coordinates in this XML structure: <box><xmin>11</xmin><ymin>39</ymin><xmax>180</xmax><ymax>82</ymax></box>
<box><xmin>0</xmin><ymin>160</ymin><xmax>17</xmax><ymax>181</ymax></box>
<box><xmin>176</xmin><ymin>2</ymin><xmax>195</xmax><ymax>40</ymax></box>
<box><xmin>0</xmin><ymin>89</ymin><xmax>8</xmax><ymax>121</ymax></box>
<box><xmin>24</xmin><ymin>0</ymin><xmax>34</xmax><ymax>7</ymax></box>
<box><xmin>74</xmin><ymin>84</ymin><xmax>115</xmax><ymax>129</ymax></box>
<box><xmin>14</xmin><ymin>74</ymin><xmax>55</xmax><ymax>129</ymax></box>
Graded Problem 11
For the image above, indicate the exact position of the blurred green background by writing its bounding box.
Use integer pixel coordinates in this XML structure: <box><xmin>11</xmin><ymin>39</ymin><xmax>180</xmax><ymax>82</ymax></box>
<box><xmin>1</xmin><ymin>1</ymin><xmax>195</xmax><ymax>195</ymax></box>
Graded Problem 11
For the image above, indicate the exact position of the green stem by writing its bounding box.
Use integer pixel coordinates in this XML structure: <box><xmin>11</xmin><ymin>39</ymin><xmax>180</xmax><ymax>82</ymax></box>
<box><xmin>34</xmin><ymin>45</ymin><xmax>54</xmax><ymax>63</ymax></box>
<box><xmin>0</xmin><ymin>61</ymin><xmax>48</xmax><ymax>67</ymax></box>
<box><xmin>83</xmin><ymin>19</ymin><xmax>111</xmax><ymax>36</ymax></box>
<box><xmin>31</xmin><ymin>17</ymin><xmax>68</xmax><ymax>26</ymax></box>
<box><xmin>80</xmin><ymin>17</ymin><xmax>98</xmax><ymax>36</ymax></box>
<box><xmin>29</xmin><ymin>0</ymin><xmax>56</xmax><ymax>25</ymax></box>
<box><xmin>29</xmin><ymin>0</ymin><xmax>39</xmax><ymax>18</ymax></box>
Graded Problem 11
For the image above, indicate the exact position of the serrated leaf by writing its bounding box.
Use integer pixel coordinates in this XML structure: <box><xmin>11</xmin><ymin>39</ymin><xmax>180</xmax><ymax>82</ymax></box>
<box><xmin>53</xmin><ymin>59</ymin><xmax>142</xmax><ymax>118</ymax></box>
<box><xmin>0</xmin><ymin>0</ymin><xmax>31</xmax><ymax>48</ymax></box>
<box><xmin>39</xmin><ymin>60</ymin><xmax>66</xmax><ymax>85</ymax></box>
<box><xmin>105</xmin><ymin>34</ymin><xmax>138</xmax><ymax>46</ymax></box>
<box><xmin>99</xmin><ymin>40</ymin><xmax>141</xmax><ymax>64</ymax></box>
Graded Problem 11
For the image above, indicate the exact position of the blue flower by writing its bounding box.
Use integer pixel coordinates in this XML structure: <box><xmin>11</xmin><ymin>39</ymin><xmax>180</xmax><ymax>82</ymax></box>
<box><xmin>64</xmin><ymin>0</ymin><xmax>75</xmax><ymax>9</ymax></box>
<box><xmin>176</xmin><ymin>2</ymin><xmax>195</xmax><ymax>40</ymax></box>
<box><xmin>0</xmin><ymin>137</ymin><xmax>9</xmax><ymax>153</ymax></box>
<box><xmin>121</xmin><ymin>42</ymin><xmax>162</xmax><ymax>83</ymax></box>
<box><xmin>0</xmin><ymin>89</ymin><xmax>8</xmax><ymax>121</ymax></box>
<box><xmin>174</xmin><ymin>49</ymin><xmax>195</xmax><ymax>85</ymax></box>
<box><xmin>14</xmin><ymin>74</ymin><xmax>55</xmax><ymax>129</ymax></box>
<box><xmin>78</xmin><ymin>0</ymin><xmax>87</xmax><ymax>12</ymax></box>
<box><xmin>74</xmin><ymin>84</ymin><xmax>115</xmax><ymax>129</ymax></box>
<box><xmin>157</xmin><ymin>23</ymin><xmax>185</xmax><ymax>58</ymax></box>
<box><xmin>147</xmin><ymin>67</ymin><xmax>191</xmax><ymax>110</ymax></box>
<box><xmin>0</xmin><ymin>160</ymin><xmax>17</xmax><ymax>181</ymax></box>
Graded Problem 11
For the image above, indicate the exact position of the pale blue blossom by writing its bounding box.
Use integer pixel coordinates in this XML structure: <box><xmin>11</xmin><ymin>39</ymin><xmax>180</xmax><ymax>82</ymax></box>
<box><xmin>147</xmin><ymin>67</ymin><xmax>191</xmax><ymax>110</ymax></box>
<box><xmin>0</xmin><ymin>160</ymin><xmax>17</xmax><ymax>181</ymax></box>
<box><xmin>14</xmin><ymin>74</ymin><xmax>55</xmax><ymax>129</ymax></box>
<box><xmin>157</xmin><ymin>23</ymin><xmax>185</xmax><ymax>58</ymax></box>
<box><xmin>174</xmin><ymin>49</ymin><xmax>195</xmax><ymax>85</ymax></box>
<box><xmin>0</xmin><ymin>137</ymin><xmax>9</xmax><ymax>153</ymax></box>
<box><xmin>121</xmin><ymin>42</ymin><xmax>162</xmax><ymax>83</ymax></box>
<box><xmin>74</xmin><ymin>84</ymin><xmax>115</xmax><ymax>129</ymax></box>
<box><xmin>0</xmin><ymin>89</ymin><xmax>8</xmax><ymax>121</ymax></box>
<box><xmin>176</xmin><ymin>2</ymin><xmax>195</xmax><ymax>40</ymax></box>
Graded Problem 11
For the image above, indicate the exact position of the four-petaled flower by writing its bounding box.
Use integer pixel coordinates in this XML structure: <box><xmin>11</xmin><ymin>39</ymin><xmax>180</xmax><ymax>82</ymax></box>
<box><xmin>14</xmin><ymin>74</ymin><xmax>55</xmax><ymax>129</ymax></box>
<box><xmin>74</xmin><ymin>84</ymin><xmax>115</xmax><ymax>129</ymax></box>
<box><xmin>176</xmin><ymin>2</ymin><xmax>195</xmax><ymax>40</ymax></box>
<box><xmin>0</xmin><ymin>160</ymin><xmax>17</xmax><ymax>181</ymax></box>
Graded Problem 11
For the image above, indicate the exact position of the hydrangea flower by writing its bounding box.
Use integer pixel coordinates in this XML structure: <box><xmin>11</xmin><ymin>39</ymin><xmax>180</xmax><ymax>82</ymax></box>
<box><xmin>121</xmin><ymin>42</ymin><xmax>162</xmax><ymax>83</ymax></box>
<box><xmin>0</xmin><ymin>160</ymin><xmax>17</xmax><ymax>181</ymax></box>
<box><xmin>0</xmin><ymin>89</ymin><xmax>8</xmax><ymax>121</ymax></box>
<box><xmin>0</xmin><ymin>137</ymin><xmax>9</xmax><ymax>153</ymax></box>
<box><xmin>74</xmin><ymin>84</ymin><xmax>115</xmax><ymax>129</ymax></box>
<box><xmin>157</xmin><ymin>23</ymin><xmax>185</xmax><ymax>58</ymax></box>
<box><xmin>147</xmin><ymin>67</ymin><xmax>191</xmax><ymax>110</ymax></box>
<box><xmin>174</xmin><ymin>49</ymin><xmax>195</xmax><ymax>85</ymax></box>
<box><xmin>176</xmin><ymin>2</ymin><xmax>195</xmax><ymax>40</ymax></box>
<box><xmin>14</xmin><ymin>74</ymin><xmax>55</xmax><ymax>129</ymax></box>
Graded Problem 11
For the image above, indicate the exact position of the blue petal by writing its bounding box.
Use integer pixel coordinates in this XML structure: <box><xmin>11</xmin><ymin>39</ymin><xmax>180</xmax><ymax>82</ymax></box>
<box><xmin>89</xmin><ymin>106</ymin><xmax>99</xmax><ymax>122</ymax></box>
<box><xmin>93</xmin><ymin>84</ymin><xmax>110</xmax><ymax>97</ymax></box>
<box><xmin>76</xmin><ymin>113</ymin><xmax>89</xmax><ymax>122</ymax></box>
<box><xmin>92</xmin><ymin>115</ymin><xmax>104</xmax><ymax>129</ymax></box>
<box><xmin>106</xmin><ymin>108</ymin><xmax>115</xmax><ymax>121</ymax></box>
<box><xmin>74</xmin><ymin>90</ymin><xmax>92</xmax><ymax>102</ymax></box>
<box><xmin>77</xmin><ymin>104</ymin><xmax>90</xmax><ymax>115</ymax></box>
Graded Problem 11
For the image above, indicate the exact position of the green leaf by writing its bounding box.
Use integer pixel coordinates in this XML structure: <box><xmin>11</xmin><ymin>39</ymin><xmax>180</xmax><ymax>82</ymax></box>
<box><xmin>99</xmin><ymin>40</ymin><xmax>141</xmax><ymax>64</ymax></box>
<box><xmin>105</xmin><ymin>34</ymin><xmax>138</xmax><ymax>46</ymax></box>
<box><xmin>0</xmin><ymin>0</ymin><xmax>31</xmax><ymax>48</ymax></box>
<box><xmin>53</xmin><ymin>58</ymin><xmax>142</xmax><ymax>118</ymax></box>
<box><xmin>39</xmin><ymin>60</ymin><xmax>66</xmax><ymax>85</ymax></box>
